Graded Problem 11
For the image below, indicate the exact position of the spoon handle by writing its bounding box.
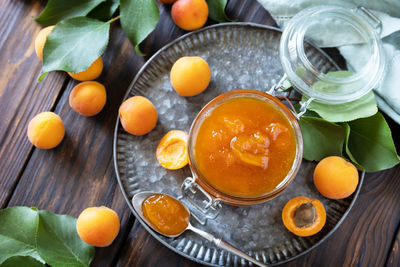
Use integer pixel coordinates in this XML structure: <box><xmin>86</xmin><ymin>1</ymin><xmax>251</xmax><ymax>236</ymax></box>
<box><xmin>188</xmin><ymin>225</ymin><xmax>269</xmax><ymax>267</ymax></box>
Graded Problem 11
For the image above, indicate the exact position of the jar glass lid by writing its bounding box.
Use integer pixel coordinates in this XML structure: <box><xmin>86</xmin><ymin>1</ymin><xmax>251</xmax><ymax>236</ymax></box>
<box><xmin>279</xmin><ymin>6</ymin><xmax>385</xmax><ymax>104</ymax></box>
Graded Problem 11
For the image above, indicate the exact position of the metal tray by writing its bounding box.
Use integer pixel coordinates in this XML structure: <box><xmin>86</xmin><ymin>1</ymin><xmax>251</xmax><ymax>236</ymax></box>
<box><xmin>113</xmin><ymin>23</ymin><xmax>364</xmax><ymax>266</ymax></box>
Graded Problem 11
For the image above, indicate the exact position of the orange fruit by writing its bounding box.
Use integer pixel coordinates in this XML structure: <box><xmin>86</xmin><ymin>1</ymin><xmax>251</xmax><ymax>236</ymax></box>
<box><xmin>156</xmin><ymin>130</ymin><xmax>189</xmax><ymax>170</ymax></box>
<box><xmin>282</xmin><ymin>196</ymin><xmax>326</xmax><ymax>237</ymax></box>
<box><xmin>35</xmin><ymin>25</ymin><xmax>55</xmax><ymax>61</ymax></box>
<box><xmin>68</xmin><ymin>57</ymin><xmax>103</xmax><ymax>81</ymax></box>
<box><xmin>27</xmin><ymin>112</ymin><xmax>65</xmax><ymax>149</ymax></box>
<box><xmin>119</xmin><ymin>96</ymin><xmax>158</xmax><ymax>136</ymax></box>
<box><xmin>170</xmin><ymin>56</ymin><xmax>211</xmax><ymax>97</ymax></box>
<box><xmin>313</xmin><ymin>156</ymin><xmax>359</xmax><ymax>199</ymax></box>
<box><xmin>76</xmin><ymin>206</ymin><xmax>120</xmax><ymax>247</ymax></box>
<box><xmin>171</xmin><ymin>0</ymin><xmax>208</xmax><ymax>31</ymax></box>
<box><xmin>69</xmin><ymin>81</ymin><xmax>107</xmax><ymax>116</ymax></box>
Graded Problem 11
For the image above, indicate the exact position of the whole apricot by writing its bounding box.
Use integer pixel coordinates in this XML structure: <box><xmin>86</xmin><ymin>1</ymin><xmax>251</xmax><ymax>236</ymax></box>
<box><xmin>171</xmin><ymin>0</ymin><xmax>208</xmax><ymax>31</ymax></box>
<box><xmin>69</xmin><ymin>81</ymin><xmax>107</xmax><ymax>116</ymax></box>
<box><xmin>119</xmin><ymin>96</ymin><xmax>158</xmax><ymax>136</ymax></box>
<box><xmin>27</xmin><ymin>112</ymin><xmax>65</xmax><ymax>149</ymax></box>
<box><xmin>76</xmin><ymin>206</ymin><xmax>120</xmax><ymax>247</ymax></box>
<box><xmin>35</xmin><ymin>25</ymin><xmax>55</xmax><ymax>61</ymax></box>
<box><xmin>68</xmin><ymin>57</ymin><xmax>103</xmax><ymax>81</ymax></box>
<box><xmin>170</xmin><ymin>56</ymin><xmax>211</xmax><ymax>97</ymax></box>
<box><xmin>313</xmin><ymin>156</ymin><xmax>359</xmax><ymax>199</ymax></box>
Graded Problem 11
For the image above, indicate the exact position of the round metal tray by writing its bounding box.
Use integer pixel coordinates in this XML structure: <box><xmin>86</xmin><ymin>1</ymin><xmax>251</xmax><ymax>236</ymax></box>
<box><xmin>113</xmin><ymin>23</ymin><xmax>364</xmax><ymax>266</ymax></box>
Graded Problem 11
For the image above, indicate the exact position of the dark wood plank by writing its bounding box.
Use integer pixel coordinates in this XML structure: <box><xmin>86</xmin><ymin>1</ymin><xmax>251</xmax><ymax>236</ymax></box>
<box><xmin>6</xmin><ymin>20</ymin><xmax>145</xmax><ymax>265</ymax></box>
<box><xmin>387</xmin><ymin>229</ymin><xmax>400</xmax><ymax>267</ymax></box>
<box><xmin>116</xmin><ymin>220</ymin><xmax>201</xmax><ymax>267</ymax></box>
<box><xmin>4</xmin><ymin>0</ymin><xmax>400</xmax><ymax>266</ymax></box>
<box><xmin>0</xmin><ymin>0</ymin><xmax>68</xmax><ymax>207</ymax></box>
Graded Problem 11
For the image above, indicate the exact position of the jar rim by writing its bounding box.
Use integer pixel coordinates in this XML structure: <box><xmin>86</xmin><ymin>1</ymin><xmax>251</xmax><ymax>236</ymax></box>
<box><xmin>187</xmin><ymin>90</ymin><xmax>303</xmax><ymax>206</ymax></box>
<box><xmin>279</xmin><ymin>5</ymin><xmax>385</xmax><ymax>103</ymax></box>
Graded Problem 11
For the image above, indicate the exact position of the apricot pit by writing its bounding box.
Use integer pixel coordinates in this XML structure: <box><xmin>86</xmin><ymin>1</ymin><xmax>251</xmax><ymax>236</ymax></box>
<box><xmin>282</xmin><ymin>196</ymin><xmax>326</xmax><ymax>237</ymax></box>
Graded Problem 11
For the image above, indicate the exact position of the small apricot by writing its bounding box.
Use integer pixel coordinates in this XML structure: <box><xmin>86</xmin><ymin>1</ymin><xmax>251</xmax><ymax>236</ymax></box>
<box><xmin>119</xmin><ymin>96</ymin><xmax>158</xmax><ymax>136</ymax></box>
<box><xmin>27</xmin><ymin>112</ymin><xmax>65</xmax><ymax>149</ymax></box>
<box><xmin>314</xmin><ymin>156</ymin><xmax>359</xmax><ymax>199</ymax></box>
<box><xmin>69</xmin><ymin>81</ymin><xmax>107</xmax><ymax>116</ymax></box>
<box><xmin>170</xmin><ymin>56</ymin><xmax>211</xmax><ymax>97</ymax></box>
<box><xmin>156</xmin><ymin>130</ymin><xmax>189</xmax><ymax>170</ymax></box>
<box><xmin>282</xmin><ymin>196</ymin><xmax>326</xmax><ymax>237</ymax></box>
<box><xmin>171</xmin><ymin>0</ymin><xmax>208</xmax><ymax>31</ymax></box>
<box><xmin>76</xmin><ymin>206</ymin><xmax>120</xmax><ymax>247</ymax></box>
<box><xmin>68</xmin><ymin>57</ymin><xmax>103</xmax><ymax>81</ymax></box>
<box><xmin>35</xmin><ymin>25</ymin><xmax>55</xmax><ymax>61</ymax></box>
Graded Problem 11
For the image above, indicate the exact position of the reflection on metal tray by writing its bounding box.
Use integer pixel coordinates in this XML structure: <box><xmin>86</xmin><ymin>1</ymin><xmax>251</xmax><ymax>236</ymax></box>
<box><xmin>113</xmin><ymin>23</ymin><xmax>364</xmax><ymax>266</ymax></box>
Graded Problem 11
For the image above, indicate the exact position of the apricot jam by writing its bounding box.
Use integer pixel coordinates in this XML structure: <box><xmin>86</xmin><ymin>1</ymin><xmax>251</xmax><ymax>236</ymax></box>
<box><xmin>193</xmin><ymin>96</ymin><xmax>297</xmax><ymax>198</ymax></box>
<box><xmin>142</xmin><ymin>194</ymin><xmax>189</xmax><ymax>236</ymax></box>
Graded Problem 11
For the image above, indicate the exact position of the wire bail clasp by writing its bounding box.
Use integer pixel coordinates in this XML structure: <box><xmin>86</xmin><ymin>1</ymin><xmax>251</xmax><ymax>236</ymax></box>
<box><xmin>178</xmin><ymin>177</ymin><xmax>222</xmax><ymax>225</ymax></box>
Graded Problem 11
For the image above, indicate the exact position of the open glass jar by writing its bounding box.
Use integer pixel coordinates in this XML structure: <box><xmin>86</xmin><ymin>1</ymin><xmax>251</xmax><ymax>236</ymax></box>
<box><xmin>179</xmin><ymin>6</ymin><xmax>385</xmax><ymax>224</ymax></box>
<box><xmin>187</xmin><ymin>90</ymin><xmax>303</xmax><ymax>206</ymax></box>
<box><xmin>279</xmin><ymin>5</ymin><xmax>385</xmax><ymax>104</ymax></box>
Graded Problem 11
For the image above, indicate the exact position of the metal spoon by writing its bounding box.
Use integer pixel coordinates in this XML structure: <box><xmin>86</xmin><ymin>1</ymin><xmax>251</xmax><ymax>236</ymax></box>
<box><xmin>132</xmin><ymin>191</ymin><xmax>268</xmax><ymax>267</ymax></box>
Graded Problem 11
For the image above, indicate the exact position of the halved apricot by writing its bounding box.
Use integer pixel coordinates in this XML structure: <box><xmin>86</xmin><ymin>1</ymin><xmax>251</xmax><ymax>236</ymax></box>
<box><xmin>282</xmin><ymin>196</ymin><xmax>326</xmax><ymax>237</ymax></box>
<box><xmin>156</xmin><ymin>130</ymin><xmax>189</xmax><ymax>170</ymax></box>
<box><xmin>230</xmin><ymin>132</ymin><xmax>270</xmax><ymax>169</ymax></box>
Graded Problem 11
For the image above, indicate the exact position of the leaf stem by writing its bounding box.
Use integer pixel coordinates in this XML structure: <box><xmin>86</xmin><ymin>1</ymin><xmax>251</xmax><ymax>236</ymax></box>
<box><xmin>109</xmin><ymin>15</ymin><xmax>120</xmax><ymax>24</ymax></box>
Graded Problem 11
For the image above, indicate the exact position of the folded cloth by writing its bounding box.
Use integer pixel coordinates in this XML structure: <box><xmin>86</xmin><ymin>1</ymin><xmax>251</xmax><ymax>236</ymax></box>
<box><xmin>257</xmin><ymin>0</ymin><xmax>400</xmax><ymax>124</ymax></box>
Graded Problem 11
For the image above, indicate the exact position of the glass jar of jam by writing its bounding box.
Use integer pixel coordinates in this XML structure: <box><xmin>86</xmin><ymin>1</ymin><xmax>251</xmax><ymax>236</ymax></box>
<box><xmin>185</xmin><ymin>90</ymin><xmax>303</xmax><ymax>207</ymax></box>
<box><xmin>180</xmin><ymin>6</ymin><xmax>384</xmax><ymax>222</ymax></box>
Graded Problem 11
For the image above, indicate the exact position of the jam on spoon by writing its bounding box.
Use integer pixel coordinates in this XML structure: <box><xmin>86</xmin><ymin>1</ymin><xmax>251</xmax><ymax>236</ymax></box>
<box><xmin>132</xmin><ymin>192</ymin><xmax>268</xmax><ymax>267</ymax></box>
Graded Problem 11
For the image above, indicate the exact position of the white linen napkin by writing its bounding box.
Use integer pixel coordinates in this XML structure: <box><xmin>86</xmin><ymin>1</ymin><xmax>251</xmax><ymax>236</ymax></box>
<box><xmin>257</xmin><ymin>0</ymin><xmax>400</xmax><ymax>124</ymax></box>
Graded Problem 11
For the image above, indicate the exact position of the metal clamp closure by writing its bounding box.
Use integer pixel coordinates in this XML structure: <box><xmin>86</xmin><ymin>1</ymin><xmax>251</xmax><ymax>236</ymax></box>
<box><xmin>179</xmin><ymin>177</ymin><xmax>222</xmax><ymax>225</ymax></box>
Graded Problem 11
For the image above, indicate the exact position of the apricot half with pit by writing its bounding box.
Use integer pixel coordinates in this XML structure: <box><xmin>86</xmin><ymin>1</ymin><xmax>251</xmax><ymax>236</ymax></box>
<box><xmin>282</xmin><ymin>196</ymin><xmax>326</xmax><ymax>237</ymax></box>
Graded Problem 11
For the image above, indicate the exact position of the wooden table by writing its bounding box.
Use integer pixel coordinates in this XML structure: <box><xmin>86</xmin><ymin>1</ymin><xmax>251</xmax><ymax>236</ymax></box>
<box><xmin>2</xmin><ymin>0</ymin><xmax>400</xmax><ymax>266</ymax></box>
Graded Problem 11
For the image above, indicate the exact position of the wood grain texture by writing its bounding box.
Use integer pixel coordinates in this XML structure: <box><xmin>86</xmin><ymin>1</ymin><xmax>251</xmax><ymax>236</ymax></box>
<box><xmin>115</xmin><ymin>220</ymin><xmax>201</xmax><ymax>267</ymax></box>
<box><xmin>0</xmin><ymin>0</ymin><xmax>67</xmax><ymax>207</ymax></box>
<box><xmin>387</xmin><ymin>229</ymin><xmax>400</xmax><ymax>267</ymax></box>
<box><xmin>2</xmin><ymin>0</ymin><xmax>400</xmax><ymax>266</ymax></box>
<box><xmin>6</xmin><ymin>18</ymin><xmax>145</xmax><ymax>263</ymax></box>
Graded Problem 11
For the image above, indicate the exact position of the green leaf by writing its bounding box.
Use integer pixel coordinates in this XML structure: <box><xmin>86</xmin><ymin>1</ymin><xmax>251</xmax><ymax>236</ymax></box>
<box><xmin>0</xmin><ymin>207</ymin><xmax>43</xmax><ymax>265</ymax></box>
<box><xmin>299</xmin><ymin>116</ymin><xmax>346</xmax><ymax>161</ymax></box>
<box><xmin>303</xmin><ymin>70</ymin><xmax>378</xmax><ymax>122</ymax></box>
<box><xmin>0</xmin><ymin>256</ymin><xmax>45</xmax><ymax>267</ymax></box>
<box><xmin>36</xmin><ymin>210</ymin><xmax>95</xmax><ymax>267</ymax></box>
<box><xmin>120</xmin><ymin>0</ymin><xmax>160</xmax><ymax>54</ymax></box>
<box><xmin>304</xmin><ymin>91</ymin><xmax>378</xmax><ymax>122</ymax></box>
<box><xmin>346</xmin><ymin>112</ymin><xmax>400</xmax><ymax>172</ymax></box>
<box><xmin>42</xmin><ymin>16</ymin><xmax>110</xmax><ymax>74</ymax></box>
<box><xmin>312</xmin><ymin>70</ymin><xmax>354</xmax><ymax>92</ymax></box>
<box><xmin>88</xmin><ymin>0</ymin><xmax>120</xmax><ymax>21</ymax></box>
<box><xmin>206</xmin><ymin>0</ymin><xmax>230</xmax><ymax>22</ymax></box>
<box><xmin>342</xmin><ymin>123</ymin><xmax>365</xmax><ymax>171</ymax></box>
<box><xmin>35</xmin><ymin>0</ymin><xmax>106</xmax><ymax>26</ymax></box>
